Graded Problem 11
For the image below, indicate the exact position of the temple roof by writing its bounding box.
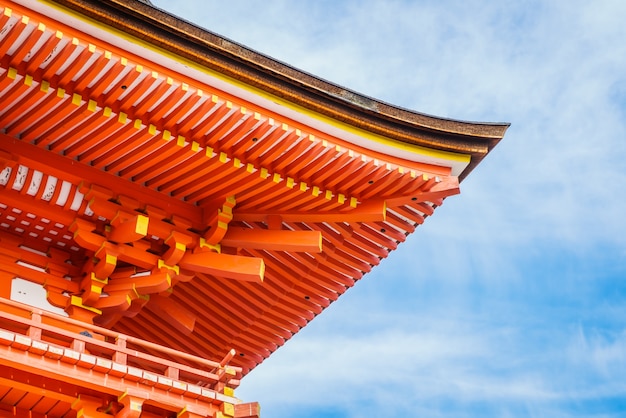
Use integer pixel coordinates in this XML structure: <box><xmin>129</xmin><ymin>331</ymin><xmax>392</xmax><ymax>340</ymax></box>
<box><xmin>0</xmin><ymin>0</ymin><xmax>508</xmax><ymax>375</ymax></box>
<box><xmin>50</xmin><ymin>0</ymin><xmax>508</xmax><ymax>180</ymax></box>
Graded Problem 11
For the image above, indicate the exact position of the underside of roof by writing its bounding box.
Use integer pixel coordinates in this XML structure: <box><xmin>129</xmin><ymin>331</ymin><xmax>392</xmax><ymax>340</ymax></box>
<box><xmin>0</xmin><ymin>0</ymin><xmax>508</xmax><ymax>375</ymax></box>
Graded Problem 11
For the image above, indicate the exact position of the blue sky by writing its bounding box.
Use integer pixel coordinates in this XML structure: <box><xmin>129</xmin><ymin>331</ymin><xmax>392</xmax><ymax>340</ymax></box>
<box><xmin>154</xmin><ymin>1</ymin><xmax>626</xmax><ymax>416</ymax></box>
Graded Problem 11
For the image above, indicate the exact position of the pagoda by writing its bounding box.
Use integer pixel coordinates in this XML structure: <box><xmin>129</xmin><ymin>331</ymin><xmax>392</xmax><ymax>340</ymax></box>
<box><xmin>0</xmin><ymin>0</ymin><xmax>508</xmax><ymax>416</ymax></box>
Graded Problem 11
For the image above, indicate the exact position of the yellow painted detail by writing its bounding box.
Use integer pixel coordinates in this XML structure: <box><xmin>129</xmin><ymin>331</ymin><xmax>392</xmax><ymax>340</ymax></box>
<box><xmin>206</xmin><ymin>146</ymin><xmax>214</xmax><ymax>157</ymax></box>
<box><xmin>118</xmin><ymin>112</ymin><xmax>127</xmax><ymax>123</ymax></box>
<box><xmin>260</xmin><ymin>167</ymin><xmax>269</xmax><ymax>179</ymax></box>
<box><xmin>21</xmin><ymin>15</ymin><xmax>29</xmax><ymax>24</ymax></box>
<box><xmin>350</xmin><ymin>197</ymin><xmax>358</xmax><ymax>208</ymax></box>
<box><xmin>259</xmin><ymin>260</ymin><xmax>265</xmax><ymax>282</ymax></box>
<box><xmin>272</xmin><ymin>173</ymin><xmax>281</xmax><ymax>183</ymax></box>
<box><xmin>300</xmin><ymin>182</ymin><xmax>307</xmax><ymax>192</ymax></box>
<box><xmin>222</xmin><ymin>403</ymin><xmax>235</xmax><ymax>417</ymax></box>
<box><xmin>246</xmin><ymin>163</ymin><xmax>255</xmax><ymax>173</ymax></box>
<box><xmin>338</xmin><ymin>194</ymin><xmax>345</xmax><ymax>204</ymax></box>
<box><xmin>325</xmin><ymin>190</ymin><xmax>333</xmax><ymax>200</ymax></box>
<box><xmin>286</xmin><ymin>177</ymin><xmax>294</xmax><ymax>188</ymax></box>
<box><xmin>219</xmin><ymin>152</ymin><xmax>228</xmax><ymax>163</ymax></box>
<box><xmin>233</xmin><ymin>158</ymin><xmax>242</xmax><ymax>168</ymax></box>
<box><xmin>312</xmin><ymin>186</ymin><xmax>320</xmax><ymax>197</ymax></box>
<box><xmin>120</xmin><ymin>57</ymin><xmax>128</xmax><ymax>66</ymax></box>
<box><xmin>40</xmin><ymin>80</ymin><xmax>49</xmax><ymax>93</ymax></box>
<box><xmin>90</xmin><ymin>284</ymin><xmax>102</xmax><ymax>295</ymax></box>
<box><xmin>182</xmin><ymin>82</ymin><xmax>188</xmax><ymax>91</ymax></box>
<box><xmin>103</xmin><ymin>106</ymin><xmax>112</xmax><ymax>117</ymax></box>
<box><xmin>3</xmin><ymin>7</ymin><xmax>11</xmax><ymax>18</ymax></box>
<box><xmin>71</xmin><ymin>37</ymin><xmax>79</xmax><ymax>46</ymax></box>
<box><xmin>158</xmin><ymin>260</ymin><xmax>179</xmax><ymax>275</ymax></box>
<box><xmin>162</xmin><ymin>130</ymin><xmax>172</xmax><ymax>141</ymax></box>
<box><xmin>87</xmin><ymin>99</ymin><xmax>97</xmax><ymax>112</ymax></box>
<box><xmin>223</xmin><ymin>386</ymin><xmax>235</xmax><ymax>397</ymax></box>
<box><xmin>104</xmin><ymin>50</ymin><xmax>112</xmax><ymax>59</ymax></box>
<box><xmin>148</xmin><ymin>124</ymin><xmax>157</xmax><ymax>135</ymax></box>
<box><xmin>90</xmin><ymin>272</ymin><xmax>109</xmax><ymax>285</ymax></box>
<box><xmin>199</xmin><ymin>238</ymin><xmax>221</xmax><ymax>253</ymax></box>
<box><xmin>7</xmin><ymin>67</ymin><xmax>17</xmax><ymax>80</ymax></box>
<box><xmin>71</xmin><ymin>93</ymin><xmax>82</xmax><ymax>106</ymax></box>
<box><xmin>70</xmin><ymin>296</ymin><xmax>102</xmax><ymax>315</ymax></box>
<box><xmin>282</xmin><ymin>123</ymin><xmax>288</xmax><ymax>131</ymax></box>
<box><xmin>37</xmin><ymin>22</ymin><xmax>45</xmax><ymax>31</ymax></box>
<box><xmin>24</xmin><ymin>75</ymin><xmax>33</xmax><ymax>87</ymax></box>
<box><xmin>136</xmin><ymin>214</ymin><xmax>149</xmax><ymax>235</ymax></box>
<box><xmin>88</xmin><ymin>43</ymin><xmax>96</xmax><ymax>53</ymax></box>
<box><xmin>56</xmin><ymin>87</ymin><xmax>65</xmax><ymax>98</ymax></box>
<box><xmin>166</xmin><ymin>76</ymin><xmax>173</xmax><ymax>85</ymax></box>
<box><xmin>191</xmin><ymin>140</ymin><xmax>199</xmax><ymax>151</ymax></box>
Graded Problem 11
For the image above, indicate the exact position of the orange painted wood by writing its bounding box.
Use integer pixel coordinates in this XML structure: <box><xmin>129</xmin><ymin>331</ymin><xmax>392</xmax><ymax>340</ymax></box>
<box><xmin>146</xmin><ymin>295</ymin><xmax>196</xmax><ymax>334</ymax></box>
<box><xmin>221</xmin><ymin>228</ymin><xmax>322</xmax><ymax>253</ymax></box>
<box><xmin>179</xmin><ymin>252</ymin><xmax>264</xmax><ymax>283</ymax></box>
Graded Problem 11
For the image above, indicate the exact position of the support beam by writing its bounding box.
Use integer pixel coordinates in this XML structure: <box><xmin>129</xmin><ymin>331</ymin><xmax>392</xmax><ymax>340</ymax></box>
<box><xmin>222</xmin><ymin>228</ymin><xmax>322</xmax><ymax>253</ymax></box>
<box><xmin>233</xmin><ymin>199</ymin><xmax>386</xmax><ymax>223</ymax></box>
<box><xmin>179</xmin><ymin>251</ymin><xmax>264</xmax><ymax>283</ymax></box>
<box><xmin>108</xmin><ymin>213</ymin><xmax>149</xmax><ymax>243</ymax></box>
<box><xmin>146</xmin><ymin>294</ymin><xmax>196</xmax><ymax>334</ymax></box>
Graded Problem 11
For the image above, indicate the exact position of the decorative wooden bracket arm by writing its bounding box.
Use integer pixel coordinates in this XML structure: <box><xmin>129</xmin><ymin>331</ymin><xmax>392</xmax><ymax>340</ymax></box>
<box><xmin>116</xmin><ymin>392</ymin><xmax>143</xmax><ymax>418</ymax></box>
<box><xmin>204</xmin><ymin>195</ymin><xmax>236</xmax><ymax>245</ymax></box>
<box><xmin>107</xmin><ymin>213</ymin><xmax>149</xmax><ymax>243</ymax></box>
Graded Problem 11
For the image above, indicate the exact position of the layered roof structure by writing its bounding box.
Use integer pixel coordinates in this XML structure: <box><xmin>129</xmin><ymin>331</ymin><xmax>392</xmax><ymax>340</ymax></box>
<box><xmin>0</xmin><ymin>0</ymin><xmax>508</xmax><ymax>402</ymax></box>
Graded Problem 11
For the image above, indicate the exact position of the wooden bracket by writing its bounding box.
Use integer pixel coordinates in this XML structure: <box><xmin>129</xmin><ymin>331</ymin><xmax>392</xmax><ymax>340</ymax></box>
<box><xmin>204</xmin><ymin>195</ymin><xmax>236</xmax><ymax>245</ymax></box>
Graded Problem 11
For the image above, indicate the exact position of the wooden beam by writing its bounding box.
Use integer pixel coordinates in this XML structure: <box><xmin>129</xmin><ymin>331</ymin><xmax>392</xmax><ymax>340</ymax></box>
<box><xmin>179</xmin><ymin>252</ymin><xmax>264</xmax><ymax>283</ymax></box>
<box><xmin>233</xmin><ymin>200</ymin><xmax>386</xmax><ymax>223</ymax></box>
<box><xmin>221</xmin><ymin>228</ymin><xmax>322</xmax><ymax>253</ymax></box>
<box><xmin>146</xmin><ymin>295</ymin><xmax>196</xmax><ymax>335</ymax></box>
<box><xmin>108</xmin><ymin>214</ymin><xmax>149</xmax><ymax>243</ymax></box>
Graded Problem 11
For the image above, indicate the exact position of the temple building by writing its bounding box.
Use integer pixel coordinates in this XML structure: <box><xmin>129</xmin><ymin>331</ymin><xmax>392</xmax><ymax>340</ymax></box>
<box><xmin>0</xmin><ymin>0</ymin><xmax>508</xmax><ymax>416</ymax></box>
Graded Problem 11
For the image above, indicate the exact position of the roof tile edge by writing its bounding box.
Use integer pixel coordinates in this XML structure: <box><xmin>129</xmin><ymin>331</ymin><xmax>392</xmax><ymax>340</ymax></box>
<box><xmin>46</xmin><ymin>0</ymin><xmax>510</xmax><ymax>180</ymax></box>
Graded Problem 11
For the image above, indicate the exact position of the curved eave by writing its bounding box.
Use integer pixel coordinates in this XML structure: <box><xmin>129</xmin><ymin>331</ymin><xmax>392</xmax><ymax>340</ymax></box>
<box><xmin>46</xmin><ymin>0</ymin><xmax>510</xmax><ymax>180</ymax></box>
